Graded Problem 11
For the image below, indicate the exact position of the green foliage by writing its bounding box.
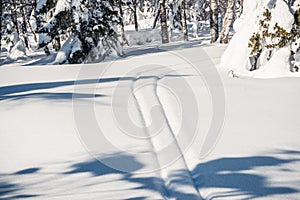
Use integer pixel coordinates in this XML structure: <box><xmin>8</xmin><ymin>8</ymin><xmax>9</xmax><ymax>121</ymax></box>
<box><xmin>248</xmin><ymin>33</ymin><xmax>262</xmax><ymax>55</ymax></box>
<box><xmin>248</xmin><ymin>8</ymin><xmax>300</xmax><ymax>56</ymax></box>
<box><xmin>36</xmin><ymin>0</ymin><xmax>121</xmax><ymax>63</ymax></box>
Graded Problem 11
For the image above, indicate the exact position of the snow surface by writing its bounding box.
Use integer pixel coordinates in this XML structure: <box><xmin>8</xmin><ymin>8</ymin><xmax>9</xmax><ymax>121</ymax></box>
<box><xmin>1</xmin><ymin>43</ymin><xmax>300</xmax><ymax>199</ymax></box>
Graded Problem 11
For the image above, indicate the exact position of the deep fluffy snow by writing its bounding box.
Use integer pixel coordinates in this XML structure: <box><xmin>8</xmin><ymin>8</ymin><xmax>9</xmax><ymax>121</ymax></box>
<box><xmin>1</xmin><ymin>43</ymin><xmax>300</xmax><ymax>200</ymax></box>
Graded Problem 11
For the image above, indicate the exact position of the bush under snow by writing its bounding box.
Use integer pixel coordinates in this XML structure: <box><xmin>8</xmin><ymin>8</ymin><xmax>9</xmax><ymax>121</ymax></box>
<box><xmin>221</xmin><ymin>0</ymin><xmax>300</xmax><ymax>78</ymax></box>
<box><xmin>7</xmin><ymin>40</ymin><xmax>27</xmax><ymax>61</ymax></box>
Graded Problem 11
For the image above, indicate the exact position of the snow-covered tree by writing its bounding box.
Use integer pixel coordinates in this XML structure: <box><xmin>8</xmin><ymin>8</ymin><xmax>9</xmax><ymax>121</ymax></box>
<box><xmin>36</xmin><ymin>0</ymin><xmax>122</xmax><ymax>64</ymax></box>
<box><xmin>221</xmin><ymin>0</ymin><xmax>300</xmax><ymax>77</ymax></box>
<box><xmin>1</xmin><ymin>0</ymin><xmax>37</xmax><ymax>60</ymax></box>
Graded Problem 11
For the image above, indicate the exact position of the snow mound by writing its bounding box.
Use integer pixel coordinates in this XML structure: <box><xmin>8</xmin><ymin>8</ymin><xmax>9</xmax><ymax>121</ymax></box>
<box><xmin>126</xmin><ymin>30</ymin><xmax>161</xmax><ymax>46</ymax></box>
<box><xmin>7</xmin><ymin>40</ymin><xmax>27</xmax><ymax>61</ymax></box>
<box><xmin>268</xmin><ymin>0</ymin><xmax>294</xmax><ymax>33</ymax></box>
<box><xmin>221</xmin><ymin>0</ymin><xmax>300</xmax><ymax>78</ymax></box>
<box><xmin>254</xmin><ymin>47</ymin><xmax>292</xmax><ymax>78</ymax></box>
<box><xmin>53</xmin><ymin>36</ymin><xmax>79</xmax><ymax>64</ymax></box>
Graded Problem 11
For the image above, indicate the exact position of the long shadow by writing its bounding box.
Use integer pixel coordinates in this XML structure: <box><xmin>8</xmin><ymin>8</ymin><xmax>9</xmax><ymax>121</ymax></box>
<box><xmin>0</xmin><ymin>74</ymin><xmax>190</xmax><ymax>101</ymax></box>
<box><xmin>0</xmin><ymin>168</ymin><xmax>41</xmax><ymax>200</ymax></box>
<box><xmin>186</xmin><ymin>154</ymin><xmax>300</xmax><ymax>199</ymax></box>
<box><xmin>0</xmin><ymin>78</ymin><xmax>134</xmax><ymax>96</ymax></box>
<box><xmin>2</xmin><ymin>152</ymin><xmax>299</xmax><ymax>199</ymax></box>
<box><xmin>122</xmin><ymin>39</ymin><xmax>211</xmax><ymax>59</ymax></box>
<box><xmin>0</xmin><ymin>92</ymin><xmax>105</xmax><ymax>101</ymax></box>
<box><xmin>0</xmin><ymin>77</ymin><xmax>136</xmax><ymax>101</ymax></box>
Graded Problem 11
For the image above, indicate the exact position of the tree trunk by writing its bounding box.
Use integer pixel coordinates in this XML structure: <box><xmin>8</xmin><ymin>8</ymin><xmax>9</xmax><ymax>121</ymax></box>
<box><xmin>119</xmin><ymin>1</ymin><xmax>128</xmax><ymax>46</ymax></box>
<box><xmin>44</xmin><ymin>46</ymin><xmax>50</xmax><ymax>56</ymax></box>
<box><xmin>181</xmin><ymin>0</ymin><xmax>188</xmax><ymax>42</ymax></box>
<box><xmin>0</xmin><ymin>1</ymin><xmax>2</xmax><ymax>51</ymax></box>
<box><xmin>20</xmin><ymin>0</ymin><xmax>29</xmax><ymax>49</ymax></box>
<box><xmin>53</xmin><ymin>36</ymin><xmax>61</xmax><ymax>51</ymax></box>
<box><xmin>133</xmin><ymin>0</ymin><xmax>138</xmax><ymax>31</ymax></box>
<box><xmin>160</xmin><ymin>0</ymin><xmax>169</xmax><ymax>44</ymax></box>
<box><xmin>25</xmin><ymin>0</ymin><xmax>38</xmax><ymax>43</ymax></box>
<box><xmin>239</xmin><ymin>0</ymin><xmax>244</xmax><ymax>13</ymax></box>
<box><xmin>210</xmin><ymin>0</ymin><xmax>219</xmax><ymax>43</ymax></box>
<box><xmin>152</xmin><ymin>1</ymin><xmax>161</xmax><ymax>29</ymax></box>
<box><xmin>220</xmin><ymin>0</ymin><xmax>235</xmax><ymax>44</ymax></box>
<box><xmin>10</xmin><ymin>0</ymin><xmax>20</xmax><ymax>36</ymax></box>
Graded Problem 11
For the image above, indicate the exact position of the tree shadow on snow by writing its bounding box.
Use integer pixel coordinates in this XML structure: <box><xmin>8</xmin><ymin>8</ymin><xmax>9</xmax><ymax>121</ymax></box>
<box><xmin>58</xmin><ymin>151</ymin><xmax>300</xmax><ymax>199</ymax></box>
<box><xmin>122</xmin><ymin>39</ymin><xmax>212</xmax><ymax>59</ymax></box>
<box><xmin>186</xmin><ymin>152</ymin><xmax>300</xmax><ymax>200</ymax></box>
<box><xmin>0</xmin><ymin>78</ymin><xmax>133</xmax><ymax>101</ymax></box>
<box><xmin>1</xmin><ymin>151</ymin><xmax>300</xmax><ymax>199</ymax></box>
<box><xmin>0</xmin><ymin>167</ymin><xmax>42</xmax><ymax>199</ymax></box>
<box><xmin>0</xmin><ymin>74</ymin><xmax>191</xmax><ymax>101</ymax></box>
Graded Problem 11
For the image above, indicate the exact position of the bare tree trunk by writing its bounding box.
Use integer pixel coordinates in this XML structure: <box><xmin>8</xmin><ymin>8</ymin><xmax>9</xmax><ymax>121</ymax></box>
<box><xmin>23</xmin><ymin>0</ymin><xmax>38</xmax><ymax>42</ymax></box>
<box><xmin>44</xmin><ymin>46</ymin><xmax>50</xmax><ymax>56</ymax></box>
<box><xmin>25</xmin><ymin>17</ymin><xmax>37</xmax><ymax>42</ymax></box>
<box><xmin>181</xmin><ymin>0</ymin><xmax>188</xmax><ymax>42</ymax></box>
<box><xmin>53</xmin><ymin>36</ymin><xmax>61</xmax><ymax>51</ymax></box>
<box><xmin>0</xmin><ymin>1</ymin><xmax>2</xmax><ymax>51</ymax></box>
<box><xmin>152</xmin><ymin>0</ymin><xmax>161</xmax><ymax>29</ymax></box>
<box><xmin>239</xmin><ymin>0</ymin><xmax>244</xmax><ymax>13</ymax></box>
<box><xmin>10</xmin><ymin>0</ymin><xmax>20</xmax><ymax>37</ymax></box>
<box><xmin>20</xmin><ymin>0</ymin><xmax>29</xmax><ymax>49</ymax></box>
<box><xmin>25</xmin><ymin>0</ymin><xmax>38</xmax><ymax>43</ymax></box>
<box><xmin>220</xmin><ymin>0</ymin><xmax>235</xmax><ymax>44</ymax></box>
<box><xmin>160</xmin><ymin>0</ymin><xmax>169</xmax><ymax>44</ymax></box>
<box><xmin>118</xmin><ymin>1</ymin><xmax>128</xmax><ymax>46</ymax></box>
<box><xmin>210</xmin><ymin>0</ymin><xmax>219</xmax><ymax>43</ymax></box>
<box><xmin>133</xmin><ymin>0</ymin><xmax>138</xmax><ymax>31</ymax></box>
<box><xmin>152</xmin><ymin>9</ymin><xmax>161</xmax><ymax>29</ymax></box>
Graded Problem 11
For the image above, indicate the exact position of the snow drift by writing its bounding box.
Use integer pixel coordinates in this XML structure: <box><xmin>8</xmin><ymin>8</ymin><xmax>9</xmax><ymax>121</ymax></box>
<box><xmin>221</xmin><ymin>0</ymin><xmax>300</xmax><ymax>78</ymax></box>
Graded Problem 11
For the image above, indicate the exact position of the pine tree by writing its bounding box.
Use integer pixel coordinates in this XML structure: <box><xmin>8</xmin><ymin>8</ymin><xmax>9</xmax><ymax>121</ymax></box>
<box><xmin>1</xmin><ymin>0</ymin><xmax>37</xmax><ymax>60</ymax></box>
<box><xmin>248</xmin><ymin>4</ymin><xmax>300</xmax><ymax>71</ymax></box>
<box><xmin>36</xmin><ymin>0</ymin><xmax>122</xmax><ymax>64</ymax></box>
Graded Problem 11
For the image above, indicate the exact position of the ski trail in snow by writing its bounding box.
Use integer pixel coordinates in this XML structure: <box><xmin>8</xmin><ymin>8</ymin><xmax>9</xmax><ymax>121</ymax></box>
<box><xmin>154</xmin><ymin>77</ymin><xmax>203</xmax><ymax>200</ymax></box>
<box><xmin>132</xmin><ymin>73</ymin><xmax>202</xmax><ymax>200</ymax></box>
<box><xmin>129</xmin><ymin>76</ymin><xmax>169</xmax><ymax>200</ymax></box>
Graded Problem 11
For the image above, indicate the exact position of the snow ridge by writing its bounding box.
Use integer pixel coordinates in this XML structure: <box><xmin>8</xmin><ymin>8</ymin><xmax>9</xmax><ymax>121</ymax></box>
<box><xmin>132</xmin><ymin>73</ymin><xmax>202</xmax><ymax>200</ymax></box>
<box><xmin>130</xmin><ymin>75</ymin><xmax>169</xmax><ymax>199</ymax></box>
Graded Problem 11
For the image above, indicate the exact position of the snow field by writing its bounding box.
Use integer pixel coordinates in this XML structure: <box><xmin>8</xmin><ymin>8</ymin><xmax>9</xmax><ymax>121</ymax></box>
<box><xmin>1</xmin><ymin>43</ymin><xmax>300</xmax><ymax>199</ymax></box>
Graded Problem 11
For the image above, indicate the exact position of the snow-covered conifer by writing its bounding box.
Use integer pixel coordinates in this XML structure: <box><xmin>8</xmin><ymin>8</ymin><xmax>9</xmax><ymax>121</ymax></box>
<box><xmin>36</xmin><ymin>0</ymin><xmax>122</xmax><ymax>64</ymax></box>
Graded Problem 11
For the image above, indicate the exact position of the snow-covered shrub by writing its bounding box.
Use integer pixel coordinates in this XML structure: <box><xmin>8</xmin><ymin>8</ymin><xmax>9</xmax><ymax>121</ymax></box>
<box><xmin>221</xmin><ymin>0</ymin><xmax>300</xmax><ymax>77</ymax></box>
<box><xmin>6</xmin><ymin>40</ymin><xmax>27</xmax><ymax>60</ymax></box>
<box><xmin>36</xmin><ymin>0</ymin><xmax>122</xmax><ymax>64</ymax></box>
<box><xmin>1</xmin><ymin>0</ymin><xmax>36</xmax><ymax>59</ymax></box>
<box><xmin>126</xmin><ymin>29</ymin><xmax>161</xmax><ymax>46</ymax></box>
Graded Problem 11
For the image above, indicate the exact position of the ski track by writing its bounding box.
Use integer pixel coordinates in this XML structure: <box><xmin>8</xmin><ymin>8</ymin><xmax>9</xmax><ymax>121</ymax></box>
<box><xmin>130</xmin><ymin>75</ymin><xmax>169</xmax><ymax>199</ymax></box>
<box><xmin>132</xmin><ymin>72</ymin><xmax>202</xmax><ymax>200</ymax></box>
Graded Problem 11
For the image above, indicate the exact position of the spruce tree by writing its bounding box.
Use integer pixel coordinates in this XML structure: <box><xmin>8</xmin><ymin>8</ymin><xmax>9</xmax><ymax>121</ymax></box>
<box><xmin>36</xmin><ymin>0</ymin><xmax>122</xmax><ymax>64</ymax></box>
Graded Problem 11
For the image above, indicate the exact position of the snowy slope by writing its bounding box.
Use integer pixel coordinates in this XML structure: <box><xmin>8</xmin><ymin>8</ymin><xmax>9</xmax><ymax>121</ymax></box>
<box><xmin>1</xmin><ymin>44</ymin><xmax>300</xmax><ymax>200</ymax></box>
